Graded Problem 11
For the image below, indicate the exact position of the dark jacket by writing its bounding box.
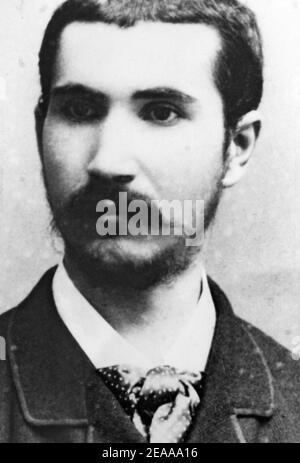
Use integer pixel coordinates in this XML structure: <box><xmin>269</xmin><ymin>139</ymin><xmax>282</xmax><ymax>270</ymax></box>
<box><xmin>1</xmin><ymin>267</ymin><xmax>300</xmax><ymax>443</ymax></box>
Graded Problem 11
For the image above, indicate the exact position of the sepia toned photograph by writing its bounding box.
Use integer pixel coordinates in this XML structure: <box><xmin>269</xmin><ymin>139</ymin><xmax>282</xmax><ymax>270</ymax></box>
<box><xmin>0</xmin><ymin>0</ymin><xmax>300</xmax><ymax>445</ymax></box>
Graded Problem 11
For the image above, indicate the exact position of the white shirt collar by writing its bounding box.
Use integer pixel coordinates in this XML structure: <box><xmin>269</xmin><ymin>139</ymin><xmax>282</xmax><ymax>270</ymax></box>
<box><xmin>53</xmin><ymin>263</ymin><xmax>216</xmax><ymax>372</ymax></box>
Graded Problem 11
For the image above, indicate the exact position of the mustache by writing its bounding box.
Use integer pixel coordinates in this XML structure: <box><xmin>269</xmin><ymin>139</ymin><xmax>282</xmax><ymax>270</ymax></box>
<box><xmin>58</xmin><ymin>179</ymin><xmax>164</xmax><ymax>224</ymax></box>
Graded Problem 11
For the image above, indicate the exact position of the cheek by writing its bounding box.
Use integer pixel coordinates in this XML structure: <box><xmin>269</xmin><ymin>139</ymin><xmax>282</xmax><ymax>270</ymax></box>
<box><xmin>185</xmin><ymin>127</ymin><xmax>225</xmax><ymax>194</ymax></box>
<box><xmin>41</xmin><ymin>119</ymin><xmax>96</xmax><ymax>195</ymax></box>
<box><xmin>141</xmin><ymin>120</ymin><xmax>224</xmax><ymax>200</ymax></box>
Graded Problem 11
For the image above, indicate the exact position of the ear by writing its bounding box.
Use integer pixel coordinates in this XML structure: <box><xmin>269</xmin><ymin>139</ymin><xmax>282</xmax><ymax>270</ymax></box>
<box><xmin>222</xmin><ymin>110</ymin><xmax>261</xmax><ymax>188</ymax></box>
<box><xmin>35</xmin><ymin>97</ymin><xmax>46</xmax><ymax>158</ymax></box>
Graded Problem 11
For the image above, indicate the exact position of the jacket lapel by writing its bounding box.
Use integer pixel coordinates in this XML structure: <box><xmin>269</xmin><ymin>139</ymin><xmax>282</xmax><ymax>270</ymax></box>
<box><xmin>7</xmin><ymin>267</ymin><xmax>145</xmax><ymax>442</ymax></box>
<box><xmin>187</xmin><ymin>279</ymin><xmax>275</xmax><ymax>443</ymax></box>
<box><xmin>85</xmin><ymin>369</ymin><xmax>146</xmax><ymax>443</ymax></box>
<box><xmin>8</xmin><ymin>268</ymin><xmax>90</xmax><ymax>426</ymax></box>
<box><xmin>8</xmin><ymin>269</ymin><xmax>275</xmax><ymax>443</ymax></box>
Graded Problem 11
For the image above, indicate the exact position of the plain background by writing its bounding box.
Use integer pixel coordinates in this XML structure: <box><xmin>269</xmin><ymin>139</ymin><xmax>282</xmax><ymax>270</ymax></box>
<box><xmin>0</xmin><ymin>0</ymin><xmax>300</xmax><ymax>350</ymax></box>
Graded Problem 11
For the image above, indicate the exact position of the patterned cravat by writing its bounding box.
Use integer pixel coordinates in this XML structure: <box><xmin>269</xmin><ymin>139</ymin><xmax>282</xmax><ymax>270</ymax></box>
<box><xmin>97</xmin><ymin>364</ymin><xmax>204</xmax><ymax>443</ymax></box>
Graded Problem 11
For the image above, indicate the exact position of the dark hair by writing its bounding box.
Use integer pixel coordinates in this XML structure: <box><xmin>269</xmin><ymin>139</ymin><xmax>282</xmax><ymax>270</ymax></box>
<box><xmin>38</xmin><ymin>0</ymin><xmax>263</xmax><ymax>129</ymax></box>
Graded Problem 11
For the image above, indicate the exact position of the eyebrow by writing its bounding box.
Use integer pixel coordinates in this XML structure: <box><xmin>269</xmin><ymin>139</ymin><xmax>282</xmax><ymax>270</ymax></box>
<box><xmin>50</xmin><ymin>84</ymin><xmax>108</xmax><ymax>104</ymax></box>
<box><xmin>51</xmin><ymin>84</ymin><xmax>196</xmax><ymax>106</ymax></box>
<box><xmin>132</xmin><ymin>87</ymin><xmax>197</xmax><ymax>104</ymax></box>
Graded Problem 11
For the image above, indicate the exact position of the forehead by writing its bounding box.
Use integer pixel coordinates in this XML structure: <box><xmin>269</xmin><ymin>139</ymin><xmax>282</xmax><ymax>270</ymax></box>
<box><xmin>54</xmin><ymin>21</ymin><xmax>221</xmax><ymax>97</ymax></box>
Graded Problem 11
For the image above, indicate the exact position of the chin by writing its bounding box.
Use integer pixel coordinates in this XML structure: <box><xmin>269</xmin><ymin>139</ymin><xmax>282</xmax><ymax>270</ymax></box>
<box><xmin>66</xmin><ymin>234</ymin><xmax>198</xmax><ymax>290</ymax></box>
<box><xmin>83</xmin><ymin>234</ymin><xmax>175</xmax><ymax>267</ymax></box>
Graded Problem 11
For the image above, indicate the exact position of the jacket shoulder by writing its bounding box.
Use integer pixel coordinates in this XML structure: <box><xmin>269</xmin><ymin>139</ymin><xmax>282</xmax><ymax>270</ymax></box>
<box><xmin>209</xmin><ymin>277</ymin><xmax>300</xmax><ymax>416</ymax></box>
<box><xmin>0</xmin><ymin>308</ymin><xmax>16</xmax><ymax>442</ymax></box>
<box><xmin>0</xmin><ymin>266</ymin><xmax>57</xmax><ymax>342</ymax></box>
<box><xmin>240</xmin><ymin>319</ymin><xmax>300</xmax><ymax>403</ymax></box>
<box><xmin>209</xmin><ymin>277</ymin><xmax>300</xmax><ymax>390</ymax></box>
<box><xmin>0</xmin><ymin>308</ymin><xmax>14</xmax><ymax>337</ymax></box>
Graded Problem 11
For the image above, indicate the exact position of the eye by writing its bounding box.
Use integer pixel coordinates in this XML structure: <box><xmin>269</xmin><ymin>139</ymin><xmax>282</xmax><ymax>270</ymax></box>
<box><xmin>61</xmin><ymin>99</ymin><xmax>102</xmax><ymax>123</ymax></box>
<box><xmin>141</xmin><ymin>103</ymin><xmax>182</xmax><ymax>126</ymax></box>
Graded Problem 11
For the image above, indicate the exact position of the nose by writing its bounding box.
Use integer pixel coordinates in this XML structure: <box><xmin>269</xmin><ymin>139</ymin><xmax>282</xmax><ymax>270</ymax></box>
<box><xmin>87</xmin><ymin>107</ymin><xmax>138</xmax><ymax>186</ymax></box>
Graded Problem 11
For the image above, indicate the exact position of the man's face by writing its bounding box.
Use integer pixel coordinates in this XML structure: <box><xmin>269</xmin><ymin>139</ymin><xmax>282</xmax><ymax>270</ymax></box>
<box><xmin>39</xmin><ymin>21</ymin><xmax>226</xmax><ymax>286</ymax></box>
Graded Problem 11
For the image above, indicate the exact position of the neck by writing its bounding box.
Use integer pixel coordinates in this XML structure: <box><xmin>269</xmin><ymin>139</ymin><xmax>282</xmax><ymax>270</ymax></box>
<box><xmin>64</xmin><ymin>254</ymin><xmax>204</xmax><ymax>363</ymax></box>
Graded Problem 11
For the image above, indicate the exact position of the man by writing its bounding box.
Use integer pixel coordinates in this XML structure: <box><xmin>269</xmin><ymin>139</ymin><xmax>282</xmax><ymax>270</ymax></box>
<box><xmin>1</xmin><ymin>0</ymin><xmax>300</xmax><ymax>443</ymax></box>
